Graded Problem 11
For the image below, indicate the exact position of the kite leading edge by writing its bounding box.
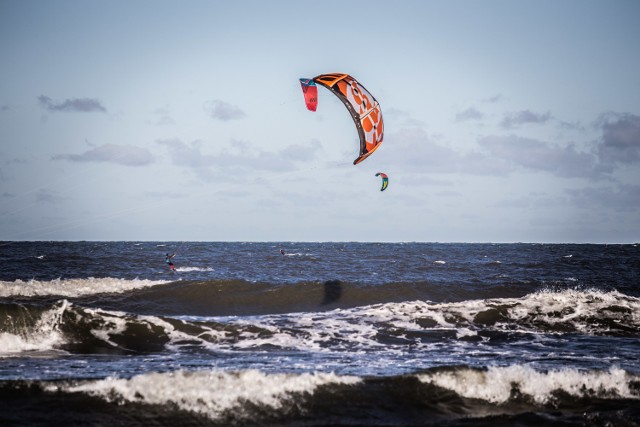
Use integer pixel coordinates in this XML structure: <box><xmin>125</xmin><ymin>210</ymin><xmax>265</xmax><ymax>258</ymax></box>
<box><xmin>299</xmin><ymin>73</ymin><xmax>384</xmax><ymax>165</ymax></box>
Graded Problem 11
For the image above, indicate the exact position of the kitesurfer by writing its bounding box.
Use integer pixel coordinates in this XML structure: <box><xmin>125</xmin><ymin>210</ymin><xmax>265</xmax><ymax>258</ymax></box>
<box><xmin>280</xmin><ymin>249</ymin><xmax>286</xmax><ymax>256</ymax></box>
<box><xmin>165</xmin><ymin>253</ymin><xmax>176</xmax><ymax>272</ymax></box>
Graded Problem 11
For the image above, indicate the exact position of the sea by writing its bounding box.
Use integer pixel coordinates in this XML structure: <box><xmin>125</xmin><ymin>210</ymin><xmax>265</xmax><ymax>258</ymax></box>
<box><xmin>0</xmin><ymin>241</ymin><xmax>639</xmax><ymax>426</ymax></box>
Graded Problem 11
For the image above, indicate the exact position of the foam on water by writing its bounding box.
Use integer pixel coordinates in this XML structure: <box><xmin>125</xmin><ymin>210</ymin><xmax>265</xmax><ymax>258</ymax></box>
<box><xmin>3</xmin><ymin>288</ymin><xmax>637</xmax><ymax>359</ymax></box>
<box><xmin>175</xmin><ymin>266</ymin><xmax>214</xmax><ymax>272</ymax></box>
<box><xmin>351</xmin><ymin>288</ymin><xmax>640</xmax><ymax>335</ymax></box>
<box><xmin>53</xmin><ymin>369</ymin><xmax>361</xmax><ymax>420</ymax></box>
<box><xmin>0</xmin><ymin>300</ymin><xmax>68</xmax><ymax>355</ymax></box>
<box><xmin>418</xmin><ymin>365</ymin><xmax>640</xmax><ymax>404</ymax></box>
<box><xmin>0</xmin><ymin>277</ymin><xmax>169</xmax><ymax>297</ymax></box>
<box><xmin>160</xmin><ymin>289</ymin><xmax>640</xmax><ymax>353</ymax></box>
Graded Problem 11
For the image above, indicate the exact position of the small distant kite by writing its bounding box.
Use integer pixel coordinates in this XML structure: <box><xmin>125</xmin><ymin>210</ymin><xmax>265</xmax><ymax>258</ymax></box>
<box><xmin>299</xmin><ymin>73</ymin><xmax>384</xmax><ymax>165</ymax></box>
<box><xmin>375</xmin><ymin>172</ymin><xmax>389</xmax><ymax>191</ymax></box>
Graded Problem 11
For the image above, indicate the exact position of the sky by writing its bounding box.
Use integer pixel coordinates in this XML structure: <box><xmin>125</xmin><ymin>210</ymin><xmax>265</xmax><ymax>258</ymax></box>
<box><xmin>1</xmin><ymin>0</ymin><xmax>639</xmax><ymax>243</ymax></box>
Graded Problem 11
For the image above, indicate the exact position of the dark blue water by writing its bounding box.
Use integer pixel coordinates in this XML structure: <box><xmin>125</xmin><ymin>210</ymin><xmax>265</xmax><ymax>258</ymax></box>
<box><xmin>1</xmin><ymin>242</ymin><xmax>639</xmax><ymax>426</ymax></box>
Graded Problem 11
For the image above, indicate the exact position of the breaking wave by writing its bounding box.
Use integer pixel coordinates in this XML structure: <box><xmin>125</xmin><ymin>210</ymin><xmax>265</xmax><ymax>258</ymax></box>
<box><xmin>0</xmin><ymin>277</ymin><xmax>169</xmax><ymax>298</ymax></box>
<box><xmin>418</xmin><ymin>365</ymin><xmax>640</xmax><ymax>404</ymax></box>
<box><xmin>1</xmin><ymin>366</ymin><xmax>638</xmax><ymax>426</ymax></box>
<box><xmin>1</xmin><ymin>289</ymin><xmax>638</xmax><ymax>356</ymax></box>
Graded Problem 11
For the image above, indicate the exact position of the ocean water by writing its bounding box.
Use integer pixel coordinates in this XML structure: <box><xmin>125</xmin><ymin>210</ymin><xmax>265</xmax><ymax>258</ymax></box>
<box><xmin>1</xmin><ymin>241</ymin><xmax>639</xmax><ymax>426</ymax></box>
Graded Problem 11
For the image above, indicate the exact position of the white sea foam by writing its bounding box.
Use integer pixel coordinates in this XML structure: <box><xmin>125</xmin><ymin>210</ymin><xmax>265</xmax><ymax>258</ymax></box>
<box><xmin>0</xmin><ymin>300</ymin><xmax>69</xmax><ymax>355</ymax></box>
<box><xmin>418</xmin><ymin>365</ymin><xmax>640</xmax><ymax>404</ymax></box>
<box><xmin>352</xmin><ymin>289</ymin><xmax>640</xmax><ymax>335</ymax></box>
<box><xmin>175</xmin><ymin>266</ymin><xmax>214</xmax><ymax>272</ymax></box>
<box><xmin>56</xmin><ymin>369</ymin><xmax>360</xmax><ymax>420</ymax></box>
<box><xmin>184</xmin><ymin>289</ymin><xmax>640</xmax><ymax>353</ymax></box>
<box><xmin>0</xmin><ymin>277</ymin><xmax>169</xmax><ymax>297</ymax></box>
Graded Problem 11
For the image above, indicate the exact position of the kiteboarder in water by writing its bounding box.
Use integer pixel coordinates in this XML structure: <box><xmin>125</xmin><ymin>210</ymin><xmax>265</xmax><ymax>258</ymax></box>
<box><xmin>165</xmin><ymin>253</ymin><xmax>176</xmax><ymax>272</ymax></box>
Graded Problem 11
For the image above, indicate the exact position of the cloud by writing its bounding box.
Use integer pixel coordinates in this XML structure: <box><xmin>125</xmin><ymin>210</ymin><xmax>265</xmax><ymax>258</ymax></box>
<box><xmin>144</xmin><ymin>191</ymin><xmax>186</xmax><ymax>199</ymax></box>
<box><xmin>379</xmin><ymin>107</ymin><xmax>425</xmax><ymax>127</ymax></box>
<box><xmin>565</xmin><ymin>184</ymin><xmax>640</xmax><ymax>211</ymax></box>
<box><xmin>474</xmin><ymin>112</ymin><xmax>640</xmax><ymax>180</ymax></box>
<box><xmin>204</xmin><ymin>100</ymin><xmax>246</xmax><ymax>121</ymax></box>
<box><xmin>150</xmin><ymin>106</ymin><xmax>175</xmax><ymax>126</ymax></box>
<box><xmin>5</xmin><ymin>157</ymin><xmax>27</xmax><ymax>165</ymax></box>
<box><xmin>482</xmin><ymin>94</ymin><xmax>503</xmax><ymax>103</ymax></box>
<box><xmin>156</xmin><ymin>138</ymin><xmax>321</xmax><ymax>180</ymax></box>
<box><xmin>479</xmin><ymin>135</ymin><xmax>598</xmax><ymax>178</ymax></box>
<box><xmin>597</xmin><ymin>113</ymin><xmax>640</xmax><ymax>165</ymax></box>
<box><xmin>38</xmin><ymin>95</ymin><xmax>107</xmax><ymax>113</ymax></box>
<box><xmin>35</xmin><ymin>189</ymin><xmax>68</xmax><ymax>204</ymax></box>
<box><xmin>280</xmin><ymin>141</ymin><xmax>322</xmax><ymax>162</ymax></box>
<box><xmin>455</xmin><ymin>107</ymin><xmax>484</xmax><ymax>122</ymax></box>
<box><xmin>53</xmin><ymin>144</ymin><xmax>155</xmax><ymax>166</ymax></box>
<box><xmin>500</xmin><ymin>110</ymin><xmax>552</xmax><ymax>129</ymax></box>
<box><xmin>156</xmin><ymin>138</ymin><xmax>215</xmax><ymax>169</ymax></box>
<box><xmin>385</xmin><ymin>127</ymin><xmax>511</xmax><ymax>176</ymax></box>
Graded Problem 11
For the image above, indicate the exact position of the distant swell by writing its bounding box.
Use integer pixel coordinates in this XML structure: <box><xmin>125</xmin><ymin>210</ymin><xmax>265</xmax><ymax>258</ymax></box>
<box><xmin>0</xmin><ymin>367</ymin><xmax>638</xmax><ymax>426</ymax></box>
<box><xmin>73</xmin><ymin>278</ymin><xmax>536</xmax><ymax>316</ymax></box>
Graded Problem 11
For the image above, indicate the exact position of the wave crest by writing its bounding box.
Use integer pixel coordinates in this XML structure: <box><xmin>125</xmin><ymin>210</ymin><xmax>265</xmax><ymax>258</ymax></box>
<box><xmin>0</xmin><ymin>277</ymin><xmax>169</xmax><ymax>298</ymax></box>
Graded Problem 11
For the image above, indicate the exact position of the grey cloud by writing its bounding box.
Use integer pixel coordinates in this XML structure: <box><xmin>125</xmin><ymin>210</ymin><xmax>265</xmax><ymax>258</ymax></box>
<box><xmin>144</xmin><ymin>191</ymin><xmax>186</xmax><ymax>199</ymax></box>
<box><xmin>565</xmin><ymin>184</ymin><xmax>640</xmax><ymax>211</ymax></box>
<box><xmin>35</xmin><ymin>189</ymin><xmax>67</xmax><ymax>204</ymax></box>
<box><xmin>482</xmin><ymin>94</ymin><xmax>503</xmax><ymax>103</ymax></box>
<box><xmin>386</xmin><ymin>127</ymin><xmax>511</xmax><ymax>176</ymax></box>
<box><xmin>204</xmin><ymin>100</ymin><xmax>246</xmax><ymax>121</ymax></box>
<box><xmin>156</xmin><ymin>138</ymin><xmax>215</xmax><ymax>169</ymax></box>
<box><xmin>151</xmin><ymin>106</ymin><xmax>175</xmax><ymax>126</ymax></box>
<box><xmin>501</xmin><ymin>110</ymin><xmax>552</xmax><ymax>129</ymax></box>
<box><xmin>5</xmin><ymin>157</ymin><xmax>27</xmax><ymax>165</ymax></box>
<box><xmin>156</xmin><ymin>138</ymin><xmax>321</xmax><ymax>180</ymax></box>
<box><xmin>479</xmin><ymin>135</ymin><xmax>598</xmax><ymax>178</ymax></box>
<box><xmin>155</xmin><ymin>116</ymin><xmax>175</xmax><ymax>126</ymax></box>
<box><xmin>280</xmin><ymin>141</ymin><xmax>322</xmax><ymax>162</ymax></box>
<box><xmin>557</xmin><ymin>120</ymin><xmax>585</xmax><ymax>131</ymax></box>
<box><xmin>455</xmin><ymin>107</ymin><xmax>484</xmax><ymax>122</ymax></box>
<box><xmin>38</xmin><ymin>95</ymin><xmax>107</xmax><ymax>113</ymax></box>
<box><xmin>382</xmin><ymin>107</ymin><xmax>425</xmax><ymax>127</ymax></box>
<box><xmin>598</xmin><ymin>113</ymin><xmax>640</xmax><ymax>165</ymax></box>
<box><xmin>53</xmin><ymin>144</ymin><xmax>155</xmax><ymax>166</ymax></box>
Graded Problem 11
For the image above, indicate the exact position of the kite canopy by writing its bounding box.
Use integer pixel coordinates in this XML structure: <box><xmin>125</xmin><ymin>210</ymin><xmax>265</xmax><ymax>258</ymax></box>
<box><xmin>375</xmin><ymin>172</ymin><xmax>389</xmax><ymax>191</ymax></box>
<box><xmin>300</xmin><ymin>73</ymin><xmax>384</xmax><ymax>165</ymax></box>
<box><xmin>299</xmin><ymin>78</ymin><xmax>317</xmax><ymax>112</ymax></box>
